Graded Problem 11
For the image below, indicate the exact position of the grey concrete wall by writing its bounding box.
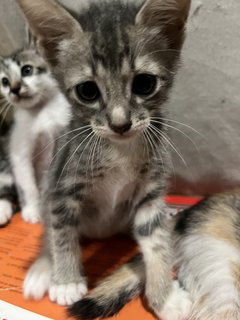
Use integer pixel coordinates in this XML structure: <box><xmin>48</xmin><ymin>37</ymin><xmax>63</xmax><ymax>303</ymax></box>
<box><xmin>169</xmin><ymin>0</ymin><xmax>240</xmax><ymax>194</ymax></box>
<box><xmin>0</xmin><ymin>0</ymin><xmax>240</xmax><ymax>195</ymax></box>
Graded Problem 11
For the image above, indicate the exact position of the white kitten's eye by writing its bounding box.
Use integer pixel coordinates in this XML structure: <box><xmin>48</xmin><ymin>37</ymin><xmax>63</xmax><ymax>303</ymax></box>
<box><xmin>21</xmin><ymin>65</ymin><xmax>33</xmax><ymax>77</ymax></box>
<box><xmin>1</xmin><ymin>77</ymin><xmax>9</xmax><ymax>87</ymax></box>
<box><xmin>75</xmin><ymin>81</ymin><xmax>100</xmax><ymax>103</ymax></box>
<box><xmin>132</xmin><ymin>74</ymin><xmax>157</xmax><ymax>96</ymax></box>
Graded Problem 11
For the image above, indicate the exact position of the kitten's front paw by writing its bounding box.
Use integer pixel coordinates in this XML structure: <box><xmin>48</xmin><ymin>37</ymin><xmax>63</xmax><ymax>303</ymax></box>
<box><xmin>49</xmin><ymin>282</ymin><xmax>88</xmax><ymax>306</ymax></box>
<box><xmin>24</xmin><ymin>256</ymin><xmax>51</xmax><ymax>300</ymax></box>
<box><xmin>0</xmin><ymin>199</ymin><xmax>13</xmax><ymax>225</ymax></box>
<box><xmin>157</xmin><ymin>281</ymin><xmax>192</xmax><ymax>320</ymax></box>
<box><xmin>22</xmin><ymin>204</ymin><xmax>41</xmax><ymax>224</ymax></box>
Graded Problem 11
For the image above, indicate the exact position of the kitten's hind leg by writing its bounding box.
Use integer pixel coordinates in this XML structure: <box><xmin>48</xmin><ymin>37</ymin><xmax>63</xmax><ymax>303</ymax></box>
<box><xmin>157</xmin><ymin>280</ymin><xmax>192</xmax><ymax>320</ymax></box>
<box><xmin>0</xmin><ymin>199</ymin><xmax>13</xmax><ymax>225</ymax></box>
<box><xmin>134</xmin><ymin>198</ymin><xmax>192</xmax><ymax>320</ymax></box>
<box><xmin>177</xmin><ymin>236</ymin><xmax>240</xmax><ymax>320</ymax></box>
<box><xmin>23</xmin><ymin>253</ymin><xmax>51</xmax><ymax>301</ymax></box>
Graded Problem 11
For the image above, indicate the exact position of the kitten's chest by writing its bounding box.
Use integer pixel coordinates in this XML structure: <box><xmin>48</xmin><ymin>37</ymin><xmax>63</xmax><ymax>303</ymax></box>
<box><xmin>89</xmin><ymin>155</ymin><xmax>143</xmax><ymax>217</ymax></box>
<box><xmin>14</xmin><ymin>94</ymin><xmax>69</xmax><ymax>137</ymax></box>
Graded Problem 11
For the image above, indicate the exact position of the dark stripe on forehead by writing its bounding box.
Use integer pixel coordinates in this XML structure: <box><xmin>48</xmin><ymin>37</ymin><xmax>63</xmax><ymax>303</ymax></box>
<box><xmin>68</xmin><ymin>1</ymin><xmax>141</xmax><ymax>71</ymax></box>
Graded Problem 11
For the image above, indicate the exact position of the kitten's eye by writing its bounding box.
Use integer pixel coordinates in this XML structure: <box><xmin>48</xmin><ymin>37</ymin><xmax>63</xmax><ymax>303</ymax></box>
<box><xmin>75</xmin><ymin>81</ymin><xmax>100</xmax><ymax>103</ymax></box>
<box><xmin>132</xmin><ymin>74</ymin><xmax>157</xmax><ymax>96</ymax></box>
<box><xmin>21</xmin><ymin>65</ymin><xmax>33</xmax><ymax>77</ymax></box>
<box><xmin>1</xmin><ymin>77</ymin><xmax>9</xmax><ymax>87</ymax></box>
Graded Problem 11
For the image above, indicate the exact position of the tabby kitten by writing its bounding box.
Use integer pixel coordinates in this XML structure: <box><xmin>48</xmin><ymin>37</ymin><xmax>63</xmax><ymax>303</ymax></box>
<box><xmin>0</xmin><ymin>116</ymin><xmax>18</xmax><ymax>225</ymax></box>
<box><xmin>81</xmin><ymin>191</ymin><xmax>240</xmax><ymax>320</ymax></box>
<box><xmin>17</xmin><ymin>0</ymin><xmax>191</xmax><ymax>319</ymax></box>
<box><xmin>0</xmin><ymin>34</ymin><xmax>70</xmax><ymax>224</ymax></box>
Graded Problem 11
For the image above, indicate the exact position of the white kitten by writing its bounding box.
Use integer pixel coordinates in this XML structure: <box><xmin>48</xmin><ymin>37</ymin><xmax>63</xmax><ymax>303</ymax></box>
<box><xmin>0</xmin><ymin>34</ymin><xmax>71</xmax><ymax>224</ymax></box>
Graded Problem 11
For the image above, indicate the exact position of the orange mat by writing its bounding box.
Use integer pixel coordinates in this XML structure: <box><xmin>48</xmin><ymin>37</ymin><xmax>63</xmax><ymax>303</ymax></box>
<box><xmin>0</xmin><ymin>196</ymin><xmax>200</xmax><ymax>320</ymax></box>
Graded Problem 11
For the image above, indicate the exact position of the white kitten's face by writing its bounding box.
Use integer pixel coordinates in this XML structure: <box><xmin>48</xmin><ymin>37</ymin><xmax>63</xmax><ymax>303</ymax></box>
<box><xmin>0</xmin><ymin>49</ymin><xmax>56</xmax><ymax>109</ymax></box>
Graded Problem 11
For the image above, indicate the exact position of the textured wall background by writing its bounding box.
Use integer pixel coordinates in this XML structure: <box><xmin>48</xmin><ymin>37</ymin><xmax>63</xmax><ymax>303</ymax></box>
<box><xmin>0</xmin><ymin>0</ymin><xmax>240</xmax><ymax>195</ymax></box>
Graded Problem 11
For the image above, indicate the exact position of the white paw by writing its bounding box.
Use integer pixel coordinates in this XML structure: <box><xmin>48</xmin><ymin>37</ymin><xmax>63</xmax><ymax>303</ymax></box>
<box><xmin>22</xmin><ymin>204</ymin><xmax>41</xmax><ymax>224</ymax></box>
<box><xmin>49</xmin><ymin>282</ymin><xmax>88</xmax><ymax>306</ymax></box>
<box><xmin>23</xmin><ymin>256</ymin><xmax>51</xmax><ymax>300</ymax></box>
<box><xmin>158</xmin><ymin>281</ymin><xmax>192</xmax><ymax>320</ymax></box>
<box><xmin>0</xmin><ymin>199</ymin><xmax>13</xmax><ymax>225</ymax></box>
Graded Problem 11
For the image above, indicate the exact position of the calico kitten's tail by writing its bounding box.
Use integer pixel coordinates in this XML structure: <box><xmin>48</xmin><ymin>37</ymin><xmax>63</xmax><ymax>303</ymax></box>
<box><xmin>68</xmin><ymin>254</ymin><xmax>145</xmax><ymax>319</ymax></box>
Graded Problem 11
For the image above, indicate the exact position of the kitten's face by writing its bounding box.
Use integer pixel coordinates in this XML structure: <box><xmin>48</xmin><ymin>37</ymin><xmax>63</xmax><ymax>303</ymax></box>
<box><xmin>0</xmin><ymin>49</ymin><xmax>51</xmax><ymax>109</ymax></box>
<box><xmin>17</xmin><ymin>0</ymin><xmax>190</xmax><ymax>141</ymax></box>
<box><xmin>63</xmin><ymin>26</ymin><xmax>170</xmax><ymax>142</ymax></box>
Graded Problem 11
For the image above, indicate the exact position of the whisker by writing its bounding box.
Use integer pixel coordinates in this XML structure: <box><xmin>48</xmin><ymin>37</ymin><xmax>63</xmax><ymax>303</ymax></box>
<box><xmin>150</xmin><ymin>124</ymin><xmax>187</xmax><ymax>167</ymax></box>
<box><xmin>147</xmin><ymin>126</ymin><xmax>176</xmax><ymax>180</ymax></box>
<box><xmin>150</xmin><ymin>116</ymin><xmax>203</xmax><ymax>137</ymax></box>
<box><xmin>33</xmin><ymin>125</ymin><xmax>92</xmax><ymax>161</ymax></box>
<box><xmin>48</xmin><ymin>127</ymin><xmax>92</xmax><ymax>169</ymax></box>
<box><xmin>150</xmin><ymin>119</ymin><xmax>200</xmax><ymax>154</ymax></box>
<box><xmin>88</xmin><ymin>134</ymin><xmax>98</xmax><ymax>180</ymax></box>
<box><xmin>73</xmin><ymin>132</ymin><xmax>96</xmax><ymax>190</ymax></box>
<box><xmin>56</xmin><ymin>131</ymin><xmax>95</xmax><ymax>187</ymax></box>
<box><xmin>147</xmin><ymin>127</ymin><xmax>166</xmax><ymax>173</ymax></box>
<box><xmin>144</xmin><ymin>129</ymin><xmax>163</xmax><ymax>166</ymax></box>
<box><xmin>79</xmin><ymin>133</ymin><xmax>96</xmax><ymax>181</ymax></box>
<box><xmin>0</xmin><ymin>104</ymin><xmax>11</xmax><ymax>128</ymax></box>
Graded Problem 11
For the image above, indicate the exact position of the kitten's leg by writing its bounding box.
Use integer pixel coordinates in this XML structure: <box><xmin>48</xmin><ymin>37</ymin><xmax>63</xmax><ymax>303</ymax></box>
<box><xmin>177</xmin><ymin>235</ymin><xmax>240</xmax><ymax>320</ymax></box>
<box><xmin>23</xmin><ymin>251</ymin><xmax>51</xmax><ymax>300</ymax></box>
<box><xmin>134</xmin><ymin>198</ymin><xmax>192</xmax><ymax>320</ymax></box>
<box><xmin>10</xmin><ymin>150</ymin><xmax>40</xmax><ymax>224</ymax></box>
<box><xmin>0</xmin><ymin>172</ymin><xmax>17</xmax><ymax>225</ymax></box>
<box><xmin>46</xmin><ymin>195</ymin><xmax>87</xmax><ymax>305</ymax></box>
<box><xmin>0</xmin><ymin>199</ymin><xmax>13</xmax><ymax>225</ymax></box>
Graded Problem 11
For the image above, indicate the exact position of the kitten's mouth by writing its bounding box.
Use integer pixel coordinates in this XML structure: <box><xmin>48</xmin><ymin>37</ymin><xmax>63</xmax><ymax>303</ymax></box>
<box><xmin>94</xmin><ymin>124</ymin><xmax>147</xmax><ymax>142</ymax></box>
<box><xmin>11</xmin><ymin>95</ymin><xmax>33</xmax><ymax>103</ymax></box>
<box><xmin>110</xmin><ymin>131</ymin><xmax>137</xmax><ymax>140</ymax></box>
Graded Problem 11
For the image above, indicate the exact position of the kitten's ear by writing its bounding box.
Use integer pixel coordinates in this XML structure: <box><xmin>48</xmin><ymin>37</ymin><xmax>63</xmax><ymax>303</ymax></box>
<box><xmin>136</xmin><ymin>0</ymin><xmax>191</xmax><ymax>49</ymax></box>
<box><xmin>16</xmin><ymin>0</ymin><xmax>82</xmax><ymax>65</ymax></box>
<box><xmin>24</xmin><ymin>27</ymin><xmax>36</xmax><ymax>51</ymax></box>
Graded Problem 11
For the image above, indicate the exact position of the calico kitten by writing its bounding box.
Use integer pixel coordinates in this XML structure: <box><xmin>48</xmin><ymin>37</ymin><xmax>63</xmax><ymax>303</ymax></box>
<box><xmin>0</xmin><ymin>33</ymin><xmax>70</xmax><ymax>224</ymax></box>
<box><xmin>17</xmin><ymin>0</ymin><xmax>191</xmax><ymax>319</ymax></box>
<box><xmin>79</xmin><ymin>191</ymin><xmax>240</xmax><ymax>320</ymax></box>
<box><xmin>0</xmin><ymin>116</ymin><xmax>18</xmax><ymax>225</ymax></box>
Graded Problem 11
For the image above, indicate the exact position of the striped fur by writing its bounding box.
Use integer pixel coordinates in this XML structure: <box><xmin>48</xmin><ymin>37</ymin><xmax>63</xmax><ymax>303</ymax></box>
<box><xmin>0</xmin><ymin>119</ymin><xmax>18</xmax><ymax>225</ymax></box>
<box><xmin>17</xmin><ymin>0</ymin><xmax>191</xmax><ymax>318</ymax></box>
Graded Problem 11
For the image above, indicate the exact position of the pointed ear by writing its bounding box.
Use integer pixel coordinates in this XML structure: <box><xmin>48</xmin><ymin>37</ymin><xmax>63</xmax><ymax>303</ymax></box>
<box><xmin>24</xmin><ymin>27</ymin><xmax>36</xmax><ymax>51</ymax></box>
<box><xmin>16</xmin><ymin>0</ymin><xmax>82</xmax><ymax>65</ymax></box>
<box><xmin>136</xmin><ymin>0</ymin><xmax>191</xmax><ymax>49</ymax></box>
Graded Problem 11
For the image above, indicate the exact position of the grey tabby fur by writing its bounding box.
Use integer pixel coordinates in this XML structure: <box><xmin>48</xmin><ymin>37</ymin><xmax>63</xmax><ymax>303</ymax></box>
<box><xmin>17</xmin><ymin>0</ymin><xmax>191</xmax><ymax>319</ymax></box>
<box><xmin>0</xmin><ymin>118</ymin><xmax>18</xmax><ymax>224</ymax></box>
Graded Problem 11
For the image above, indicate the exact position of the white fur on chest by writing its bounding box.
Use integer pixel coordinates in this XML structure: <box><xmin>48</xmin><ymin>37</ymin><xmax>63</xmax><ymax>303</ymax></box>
<box><xmin>13</xmin><ymin>93</ymin><xmax>70</xmax><ymax>140</ymax></box>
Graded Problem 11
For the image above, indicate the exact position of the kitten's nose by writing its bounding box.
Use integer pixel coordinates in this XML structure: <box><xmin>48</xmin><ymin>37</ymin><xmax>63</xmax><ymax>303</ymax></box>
<box><xmin>11</xmin><ymin>85</ymin><xmax>21</xmax><ymax>95</ymax></box>
<box><xmin>109</xmin><ymin>121</ymin><xmax>132</xmax><ymax>135</ymax></box>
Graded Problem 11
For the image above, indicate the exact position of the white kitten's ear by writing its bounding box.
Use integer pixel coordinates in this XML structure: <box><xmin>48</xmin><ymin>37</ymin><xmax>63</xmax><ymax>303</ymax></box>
<box><xmin>16</xmin><ymin>0</ymin><xmax>82</xmax><ymax>65</ymax></box>
<box><xmin>136</xmin><ymin>0</ymin><xmax>191</xmax><ymax>49</ymax></box>
<box><xmin>24</xmin><ymin>27</ymin><xmax>36</xmax><ymax>51</ymax></box>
